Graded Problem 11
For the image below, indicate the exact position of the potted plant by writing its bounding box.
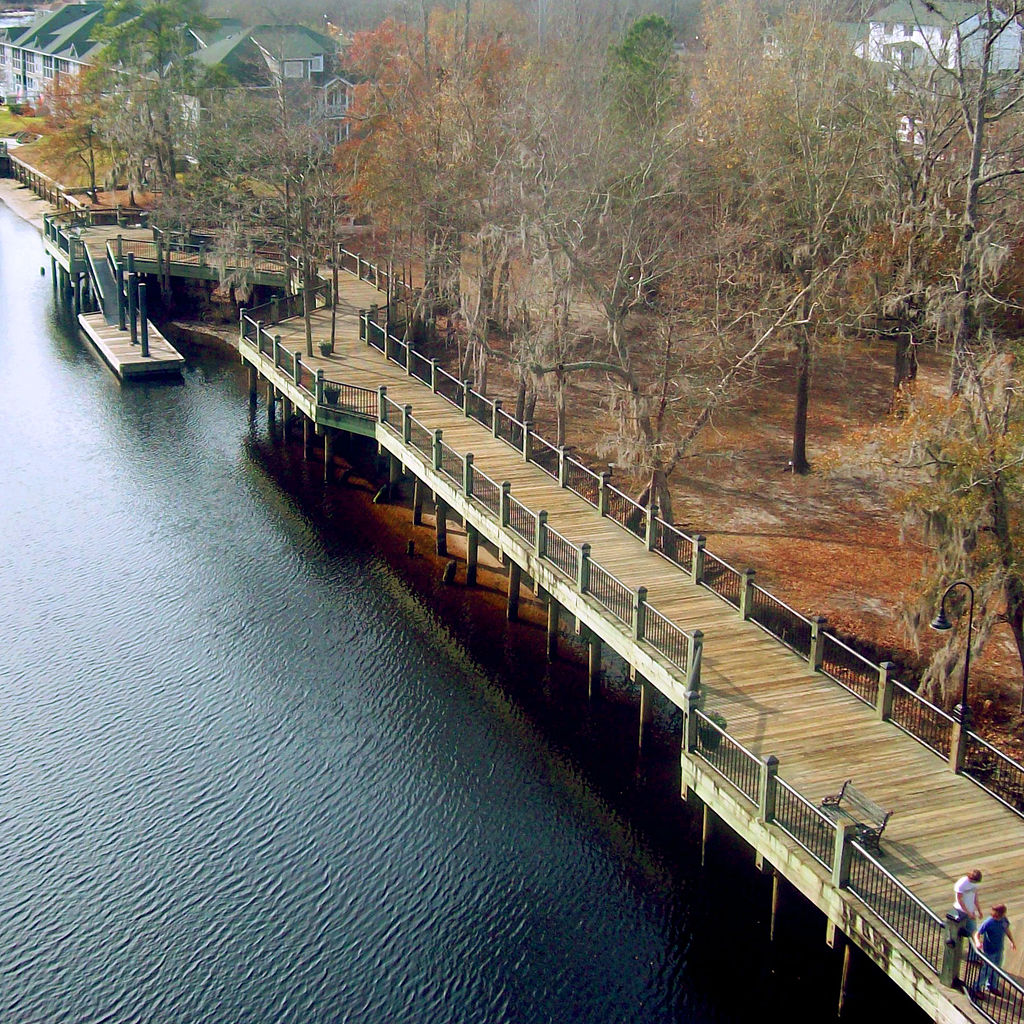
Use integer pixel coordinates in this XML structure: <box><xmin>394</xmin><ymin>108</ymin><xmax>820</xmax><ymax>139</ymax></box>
<box><xmin>698</xmin><ymin>710</ymin><xmax>728</xmax><ymax>751</ymax></box>
<box><xmin>318</xmin><ymin>340</ymin><xmax>333</xmax><ymax>357</ymax></box>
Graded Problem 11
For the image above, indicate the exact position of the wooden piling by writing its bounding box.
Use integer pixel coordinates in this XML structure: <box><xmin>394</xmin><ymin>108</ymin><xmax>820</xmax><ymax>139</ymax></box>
<box><xmin>466</xmin><ymin>525</ymin><xmax>479</xmax><ymax>586</ymax></box>
<box><xmin>323</xmin><ymin>427</ymin><xmax>334</xmax><ymax>481</ymax></box>
<box><xmin>587</xmin><ymin>630</ymin><xmax>602</xmax><ymax>699</ymax></box>
<box><xmin>637</xmin><ymin>670</ymin><xmax>653</xmax><ymax>751</ymax></box>
<box><xmin>546</xmin><ymin>593</ymin><xmax>560</xmax><ymax>661</ymax></box>
<box><xmin>412</xmin><ymin>477</ymin><xmax>423</xmax><ymax>526</ymax></box>
<box><xmin>506</xmin><ymin>559</ymin><xmax>521</xmax><ymax>621</ymax></box>
<box><xmin>435</xmin><ymin>495</ymin><xmax>448</xmax><ymax>556</ymax></box>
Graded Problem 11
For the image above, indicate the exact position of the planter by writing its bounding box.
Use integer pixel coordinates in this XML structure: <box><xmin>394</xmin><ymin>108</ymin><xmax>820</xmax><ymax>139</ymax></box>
<box><xmin>324</xmin><ymin>387</ymin><xmax>339</xmax><ymax>406</ymax></box>
<box><xmin>318</xmin><ymin>340</ymin><xmax>333</xmax><ymax>357</ymax></box>
<box><xmin>697</xmin><ymin>711</ymin><xmax>728</xmax><ymax>752</ymax></box>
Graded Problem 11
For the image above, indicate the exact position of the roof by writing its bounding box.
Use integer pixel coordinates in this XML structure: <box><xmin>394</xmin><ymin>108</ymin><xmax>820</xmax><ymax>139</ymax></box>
<box><xmin>3</xmin><ymin>1</ymin><xmax>104</xmax><ymax>55</ymax></box>
<box><xmin>249</xmin><ymin>25</ymin><xmax>336</xmax><ymax>61</ymax></box>
<box><xmin>868</xmin><ymin>1</ymin><xmax>997</xmax><ymax>28</ymax></box>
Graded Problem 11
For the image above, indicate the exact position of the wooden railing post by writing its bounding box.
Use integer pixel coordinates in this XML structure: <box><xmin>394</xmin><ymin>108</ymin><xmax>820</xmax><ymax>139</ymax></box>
<box><xmin>432</xmin><ymin>429</ymin><xmax>443</xmax><ymax>472</ymax></box>
<box><xmin>832</xmin><ymin>821</ymin><xmax>856</xmax><ymax>888</ymax></box>
<box><xmin>523</xmin><ymin>420</ymin><xmax>533</xmax><ymax>462</ymax></box>
<box><xmin>535</xmin><ymin>510</ymin><xmax>548</xmax><ymax>558</ymax></box>
<box><xmin>315</xmin><ymin>369</ymin><xmax>324</xmax><ymax>405</ymax></box>
<box><xmin>292</xmin><ymin>352</ymin><xmax>301</xmax><ymax>385</ymax></box>
<box><xmin>359</xmin><ymin>309</ymin><xmax>367</xmax><ymax>341</ymax></box>
<box><xmin>758</xmin><ymin>755</ymin><xmax>780</xmax><ymax>823</ymax></box>
<box><xmin>686</xmin><ymin>629</ymin><xmax>704</xmax><ymax>692</ymax></box>
<box><xmin>500</xmin><ymin>481</ymin><xmax>511</xmax><ymax>528</ymax></box>
<box><xmin>940</xmin><ymin>913</ymin><xmax>966</xmax><ymax>988</ymax></box>
<box><xmin>492</xmin><ymin>399</ymin><xmax>502</xmax><ymax>437</ymax></box>
<box><xmin>876</xmin><ymin>661</ymin><xmax>896</xmax><ymax>722</ymax></box>
<box><xmin>272</xmin><ymin>297</ymin><xmax>280</xmax><ymax>324</ymax></box>
<box><xmin>377</xmin><ymin>385</ymin><xmax>387</xmax><ymax>424</ymax></box>
<box><xmin>406</xmin><ymin>338</ymin><xmax>414</xmax><ymax>375</ymax></box>
<box><xmin>633</xmin><ymin>586</ymin><xmax>648</xmax><ymax>641</ymax></box>
<box><xmin>402</xmin><ymin>404</ymin><xmax>412</xmax><ymax>444</ymax></box>
<box><xmin>430</xmin><ymin>359</ymin><xmax>439</xmax><ymax>394</ymax></box>
<box><xmin>739</xmin><ymin>568</ymin><xmax>756</xmax><ymax>620</ymax></box>
<box><xmin>273</xmin><ymin>334</ymin><xmax>281</xmax><ymax>367</ymax></box>
<box><xmin>809</xmin><ymin>616</ymin><xmax>828</xmax><ymax>673</ymax></box>
<box><xmin>463</xmin><ymin>453</ymin><xmax>474</xmax><ymax>497</ymax></box>
<box><xmin>692</xmin><ymin>534</ymin><xmax>706</xmax><ymax>584</ymax></box>
<box><xmin>949</xmin><ymin>706</ymin><xmax>972</xmax><ymax>775</ymax></box>
<box><xmin>558</xmin><ymin>446</ymin><xmax>568</xmax><ymax>487</ymax></box>
<box><xmin>645</xmin><ymin>504</ymin><xmax>658</xmax><ymax>552</ymax></box>
<box><xmin>683</xmin><ymin>688</ymin><xmax>700</xmax><ymax>753</ymax></box>
<box><xmin>598</xmin><ymin>471</ymin><xmax>610</xmax><ymax>516</ymax></box>
<box><xmin>578</xmin><ymin>542</ymin><xmax>591</xmax><ymax>594</ymax></box>
<box><xmin>463</xmin><ymin>380</ymin><xmax>473</xmax><ymax>417</ymax></box>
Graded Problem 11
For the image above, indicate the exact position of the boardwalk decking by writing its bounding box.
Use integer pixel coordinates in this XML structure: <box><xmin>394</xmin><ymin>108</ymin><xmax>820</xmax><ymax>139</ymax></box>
<box><xmin>259</xmin><ymin>279</ymin><xmax>1024</xmax><ymax>993</ymax></box>
<box><xmin>77</xmin><ymin>312</ymin><xmax>184</xmax><ymax>378</ymax></box>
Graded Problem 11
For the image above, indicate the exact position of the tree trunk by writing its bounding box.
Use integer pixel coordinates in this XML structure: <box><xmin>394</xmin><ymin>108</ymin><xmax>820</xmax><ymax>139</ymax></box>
<box><xmin>555</xmin><ymin>369</ymin><xmax>566</xmax><ymax>447</ymax></box>
<box><xmin>890</xmin><ymin>329</ymin><xmax>918</xmax><ymax>409</ymax></box>
<box><xmin>791</xmin><ymin>330</ymin><xmax>811</xmax><ymax>474</ymax></box>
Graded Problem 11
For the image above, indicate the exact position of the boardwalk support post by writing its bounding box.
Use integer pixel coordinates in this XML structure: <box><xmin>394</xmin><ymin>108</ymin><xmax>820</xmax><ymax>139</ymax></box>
<box><xmin>692</xmin><ymin>534</ymin><xmax>706</xmax><ymax>584</ymax></box>
<box><xmin>413</xmin><ymin>478</ymin><xmax>423</xmax><ymax>526</ymax></box>
<box><xmin>138</xmin><ymin>282</ymin><xmax>149</xmax><ymax>357</ymax></box>
<box><xmin>378</xmin><ymin>385</ymin><xmax>388</xmax><ymax>424</ymax></box>
<box><xmin>463</xmin><ymin>454</ymin><xmax>474</xmax><ymax>497</ymax></box>
<box><xmin>940</xmin><ymin>913</ymin><xmax>965</xmax><ymax>988</ymax></box>
<box><xmin>684</xmin><ymin>689</ymin><xmax>699</xmax><ymax>754</ymax></box>
<box><xmin>323</xmin><ymin>428</ymin><xmax>334</xmax><ymax>482</ymax></box>
<box><xmin>586</xmin><ymin>626</ymin><xmax>601</xmax><ymax>699</ymax></box>
<box><xmin>809</xmin><ymin>616</ymin><xmax>828</xmax><ymax>673</ymax></box>
<box><xmin>831</xmin><ymin>821</ymin><xmax>856</xmax><ymax>888</ymax></box>
<box><xmin>546</xmin><ymin>593</ymin><xmax>560</xmax><ymax>662</ymax></box>
<box><xmin>402</xmin><ymin>404</ymin><xmax>412</xmax><ymax>444</ymax></box>
<box><xmin>739</xmin><ymin>568</ymin><xmax>756</xmax><ymax>620</ymax></box>
<box><xmin>492</xmin><ymin>398</ymin><xmax>502</xmax><ymax>437</ymax></box>
<box><xmin>637</xmin><ymin>669</ymin><xmax>653</xmax><ymax>750</ymax></box>
<box><xmin>435</xmin><ymin>496</ymin><xmax>448</xmax><ymax>556</ymax></box>
<box><xmin>876</xmin><ymin>661</ymin><xmax>896</xmax><ymax>722</ymax></box>
<box><xmin>558</xmin><ymin>446</ymin><xmax>568</xmax><ymax>487</ymax></box>
<box><xmin>506</xmin><ymin>558</ymin><xmax>521</xmax><ymax>621</ymax></box>
<box><xmin>758</xmin><ymin>755</ymin><xmax>780</xmax><ymax>823</ymax></box>
<box><xmin>127</xmin><ymin>253</ymin><xmax>137</xmax><ymax>346</ymax></box>
<box><xmin>430</xmin><ymin>359</ymin><xmax>438</xmax><ymax>394</ymax></box>
<box><xmin>523</xmin><ymin>420</ymin><xmax>533</xmax><ymax>462</ymax></box>
<box><xmin>466</xmin><ymin>525</ymin><xmax>479</xmax><ymax>586</ymax></box>
<box><xmin>463</xmin><ymin>381</ymin><xmax>472</xmax><ymax>417</ymax></box>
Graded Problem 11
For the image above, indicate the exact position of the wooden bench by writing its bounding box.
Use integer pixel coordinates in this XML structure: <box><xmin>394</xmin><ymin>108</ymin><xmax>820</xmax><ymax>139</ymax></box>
<box><xmin>820</xmin><ymin>780</ymin><xmax>893</xmax><ymax>852</ymax></box>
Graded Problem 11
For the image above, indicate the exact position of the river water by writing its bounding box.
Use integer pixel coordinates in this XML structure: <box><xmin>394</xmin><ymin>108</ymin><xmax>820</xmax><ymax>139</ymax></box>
<box><xmin>0</xmin><ymin>201</ymin><xmax>923</xmax><ymax>1023</ymax></box>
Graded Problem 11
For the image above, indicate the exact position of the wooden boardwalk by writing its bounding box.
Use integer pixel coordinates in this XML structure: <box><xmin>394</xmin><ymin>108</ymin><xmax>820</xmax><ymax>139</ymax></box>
<box><xmin>78</xmin><ymin>312</ymin><xmax>184</xmax><ymax>378</ymax></box>
<box><xmin>261</xmin><ymin>280</ymin><xmax>1024</xmax><ymax>986</ymax></box>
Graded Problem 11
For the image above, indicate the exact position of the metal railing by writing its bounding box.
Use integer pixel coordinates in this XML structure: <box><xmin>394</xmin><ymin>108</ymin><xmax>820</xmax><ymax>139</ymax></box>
<box><xmin>819</xmin><ymin>633</ymin><xmax>879</xmax><ymax>707</ymax></box>
<box><xmin>565</xmin><ymin>459</ymin><xmax>601</xmax><ymax>506</ymax></box>
<box><xmin>606</xmin><ymin>485</ymin><xmax>647</xmax><ymax>540</ymax></box>
<box><xmin>643</xmin><ymin>605</ymin><xmax>690</xmax><ymax>673</ymax></box>
<box><xmin>693</xmin><ymin>710</ymin><xmax>760</xmax><ymax>804</ymax></box>
<box><xmin>506</xmin><ymin>495</ymin><xmax>535</xmax><ymax>544</ymax></box>
<box><xmin>702</xmin><ymin>552</ymin><xmax>742</xmax><ymax>608</ymax></box>
<box><xmin>964</xmin><ymin>732</ymin><xmax>1024</xmax><ymax>816</ymax></box>
<box><xmin>530</xmin><ymin>432</ymin><xmax>560</xmax><ymax>479</ymax></box>
<box><xmin>472</xmin><ymin>469</ymin><xmax>501</xmax><ymax>517</ymax></box>
<box><xmin>651</xmin><ymin>518</ymin><xmax>693</xmax><ymax>574</ymax></box>
<box><xmin>891</xmin><ymin>683</ymin><xmax>954</xmax><ymax>759</ymax></box>
<box><xmin>587</xmin><ymin>562</ymin><xmax>633</xmax><ymax>625</ymax></box>
<box><xmin>847</xmin><ymin>843</ymin><xmax>946</xmax><ymax>973</ymax></box>
<box><xmin>962</xmin><ymin>947</ymin><xmax>1024</xmax><ymax>1023</ymax></box>
<box><xmin>773</xmin><ymin>780</ymin><xmax>836</xmax><ymax>869</ymax></box>
<box><xmin>747</xmin><ymin>585</ymin><xmax>813</xmax><ymax>658</ymax></box>
<box><xmin>544</xmin><ymin>526</ymin><xmax>579</xmax><ymax>580</ymax></box>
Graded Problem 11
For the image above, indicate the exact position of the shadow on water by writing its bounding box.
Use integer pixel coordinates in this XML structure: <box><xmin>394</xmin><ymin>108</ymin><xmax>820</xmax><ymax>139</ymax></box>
<box><xmin>241</xmin><ymin>398</ymin><xmax>930</xmax><ymax>1024</ymax></box>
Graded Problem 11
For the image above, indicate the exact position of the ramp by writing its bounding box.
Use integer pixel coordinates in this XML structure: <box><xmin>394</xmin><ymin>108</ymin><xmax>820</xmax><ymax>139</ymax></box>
<box><xmin>84</xmin><ymin>242</ymin><xmax>119</xmax><ymax>325</ymax></box>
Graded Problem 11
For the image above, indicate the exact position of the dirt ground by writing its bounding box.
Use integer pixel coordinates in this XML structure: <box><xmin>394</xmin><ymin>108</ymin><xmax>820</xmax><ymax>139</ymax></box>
<box><xmin>416</xmin><ymin>322</ymin><xmax>1024</xmax><ymax>755</ymax></box>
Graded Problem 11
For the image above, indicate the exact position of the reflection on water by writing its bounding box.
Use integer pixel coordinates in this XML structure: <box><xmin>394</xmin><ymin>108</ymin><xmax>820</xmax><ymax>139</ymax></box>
<box><xmin>0</xmin><ymin>201</ymin><xmax>923</xmax><ymax>1023</ymax></box>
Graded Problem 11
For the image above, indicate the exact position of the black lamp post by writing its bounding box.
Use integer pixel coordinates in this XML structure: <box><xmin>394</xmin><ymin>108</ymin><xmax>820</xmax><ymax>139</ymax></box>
<box><xmin>930</xmin><ymin>580</ymin><xmax>975</xmax><ymax>725</ymax></box>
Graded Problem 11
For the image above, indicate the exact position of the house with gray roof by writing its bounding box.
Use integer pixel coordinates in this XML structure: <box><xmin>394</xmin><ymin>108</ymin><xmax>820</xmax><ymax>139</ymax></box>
<box><xmin>859</xmin><ymin>0</ymin><xmax>1022</xmax><ymax>71</ymax></box>
<box><xmin>0</xmin><ymin>1</ymin><xmax>106</xmax><ymax>104</ymax></box>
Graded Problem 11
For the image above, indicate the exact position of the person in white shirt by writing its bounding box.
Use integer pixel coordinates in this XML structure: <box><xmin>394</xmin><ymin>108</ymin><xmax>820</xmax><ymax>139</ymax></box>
<box><xmin>954</xmin><ymin>869</ymin><xmax>984</xmax><ymax>935</ymax></box>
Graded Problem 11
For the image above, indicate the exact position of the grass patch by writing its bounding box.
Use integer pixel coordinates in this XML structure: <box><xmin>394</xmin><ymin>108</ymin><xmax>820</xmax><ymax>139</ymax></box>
<box><xmin>0</xmin><ymin>107</ymin><xmax>45</xmax><ymax>138</ymax></box>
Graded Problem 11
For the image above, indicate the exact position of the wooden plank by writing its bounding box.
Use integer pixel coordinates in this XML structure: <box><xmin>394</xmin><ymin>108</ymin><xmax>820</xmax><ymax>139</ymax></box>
<box><xmin>77</xmin><ymin>312</ymin><xmax>183</xmax><ymax>379</ymax></box>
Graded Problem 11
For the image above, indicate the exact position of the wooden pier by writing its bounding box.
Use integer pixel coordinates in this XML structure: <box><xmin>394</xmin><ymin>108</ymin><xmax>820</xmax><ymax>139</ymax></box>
<box><xmin>77</xmin><ymin>312</ymin><xmax>184</xmax><ymax>378</ymax></box>
<box><xmin>235</xmin><ymin>252</ymin><xmax>1024</xmax><ymax>1024</ymax></box>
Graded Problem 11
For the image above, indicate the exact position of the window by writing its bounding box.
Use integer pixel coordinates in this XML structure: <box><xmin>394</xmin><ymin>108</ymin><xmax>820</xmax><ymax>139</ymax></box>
<box><xmin>283</xmin><ymin>59</ymin><xmax>303</xmax><ymax>78</ymax></box>
<box><xmin>43</xmin><ymin>55</ymin><xmax>53</xmax><ymax>78</ymax></box>
<box><xmin>0</xmin><ymin>45</ymin><xmax>7</xmax><ymax>66</ymax></box>
<box><xmin>56</xmin><ymin>58</ymin><xmax>71</xmax><ymax>74</ymax></box>
<box><xmin>311</xmin><ymin>54</ymin><xmax>323</xmax><ymax>71</ymax></box>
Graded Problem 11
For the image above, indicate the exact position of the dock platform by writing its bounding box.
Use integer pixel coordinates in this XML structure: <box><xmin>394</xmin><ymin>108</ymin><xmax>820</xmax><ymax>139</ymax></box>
<box><xmin>77</xmin><ymin>312</ymin><xmax>184</xmax><ymax>379</ymax></box>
